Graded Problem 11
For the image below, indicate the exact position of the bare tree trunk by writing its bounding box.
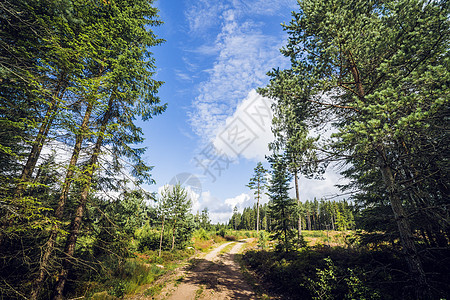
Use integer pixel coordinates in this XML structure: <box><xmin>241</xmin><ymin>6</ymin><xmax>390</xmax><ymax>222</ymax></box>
<box><xmin>171</xmin><ymin>220</ymin><xmax>176</xmax><ymax>251</ymax></box>
<box><xmin>171</xmin><ymin>228</ymin><xmax>175</xmax><ymax>251</ymax></box>
<box><xmin>307</xmin><ymin>209</ymin><xmax>311</xmax><ymax>231</ymax></box>
<box><xmin>30</xmin><ymin>99</ymin><xmax>95</xmax><ymax>300</ymax></box>
<box><xmin>159</xmin><ymin>216</ymin><xmax>165</xmax><ymax>257</ymax></box>
<box><xmin>52</xmin><ymin>97</ymin><xmax>112</xmax><ymax>300</ymax></box>
<box><xmin>256</xmin><ymin>182</ymin><xmax>260</xmax><ymax>235</ymax></box>
<box><xmin>294</xmin><ymin>170</ymin><xmax>302</xmax><ymax>241</ymax></box>
<box><xmin>331</xmin><ymin>205</ymin><xmax>335</xmax><ymax>231</ymax></box>
<box><xmin>377</xmin><ymin>146</ymin><xmax>428</xmax><ymax>295</ymax></box>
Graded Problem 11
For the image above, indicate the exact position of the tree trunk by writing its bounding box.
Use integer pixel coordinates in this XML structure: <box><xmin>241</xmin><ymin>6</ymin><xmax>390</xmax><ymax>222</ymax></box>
<box><xmin>256</xmin><ymin>181</ymin><xmax>260</xmax><ymax>235</ymax></box>
<box><xmin>171</xmin><ymin>220</ymin><xmax>176</xmax><ymax>251</ymax></box>
<box><xmin>30</xmin><ymin>99</ymin><xmax>95</xmax><ymax>300</ymax></box>
<box><xmin>52</xmin><ymin>97</ymin><xmax>112</xmax><ymax>300</ymax></box>
<box><xmin>0</xmin><ymin>74</ymin><xmax>66</xmax><ymax>251</ymax></box>
<box><xmin>15</xmin><ymin>73</ymin><xmax>67</xmax><ymax>197</ymax></box>
<box><xmin>307</xmin><ymin>209</ymin><xmax>311</xmax><ymax>231</ymax></box>
<box><xmin>331</xmin><ymin>205</ymin><xmax>335</xmax><ymax>231</ymax></box>
<box><xmin>171</xmin><ymin>228</ymin><xmax>175</xmax><ymax>251</ymax></box>
<box><xmin>377</xmin><ymin>146</ymin><xmax>428</xmax><ymax>295</ymax></box>
<box><xmin>294</xmin><ymin>170</ymin><xmax>302</xmax><ymax>240</ymax></box>
<box><xmin>159</xmin><ymin>216</ymin><xmax>165</xmax><ymax>257</ymax></box>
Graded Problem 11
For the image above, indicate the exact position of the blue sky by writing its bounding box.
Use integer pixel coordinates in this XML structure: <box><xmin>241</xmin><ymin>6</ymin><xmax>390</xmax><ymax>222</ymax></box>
<box><xmin>139</xmin><ymin>0</ymin><xmax>344</xmax><ymax>223</ymax></box>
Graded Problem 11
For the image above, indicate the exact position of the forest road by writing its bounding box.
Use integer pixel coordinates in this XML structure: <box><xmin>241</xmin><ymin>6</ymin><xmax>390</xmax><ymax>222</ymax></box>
<box><xmin>155</xmin><ymin>240</ymin><xmax>257</xmax><ymax>300</ymax></box>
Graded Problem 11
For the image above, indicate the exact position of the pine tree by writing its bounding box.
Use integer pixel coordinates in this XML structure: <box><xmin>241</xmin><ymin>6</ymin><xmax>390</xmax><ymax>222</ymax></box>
<box><xmin>247</xmin><ymin>162</ymin><xmax>268</xmax><ymax>234</ymax></box>
<box><xmin>262</xmin><ymin>0</ymin><xmax>449</xmax><ymax>292</ymax></box>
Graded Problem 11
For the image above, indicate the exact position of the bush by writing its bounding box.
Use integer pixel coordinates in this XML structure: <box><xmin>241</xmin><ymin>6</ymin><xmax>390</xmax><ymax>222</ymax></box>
<box><xmin>243</xmin><ymin>247</ymin><xmax>391</xmax><ymax>299</ymax></box>
<box><xmin>225</xmin><ymin>235</ymin><xmax>237</xmax><ymax>241</ymax></box>
<box><xmin>135</xmin><ymin>226</ymin><xmax>172</xmax><ymax>252</ymax></box>
<box><xmin>108</xmin><ymin>280</ymin><xmax>126</xmax><ymax>298</ymax></box>
<box><xmin>258</xmin><ymin>231</ymin><xmax>268</xmax><ymax>249</ymax></box>
<box><xmin>217</xmin><ymin>227</ymin><xmax>227</xmax><ymax>238</ymax></box>
<box><xmin>193</xmin><ymin>228</ymin><xmax>210</xmax><ymax>240</ymax></box>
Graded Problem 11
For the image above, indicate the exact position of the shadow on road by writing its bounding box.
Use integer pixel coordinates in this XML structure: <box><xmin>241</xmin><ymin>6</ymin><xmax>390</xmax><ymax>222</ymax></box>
<box><xmin>182</xmin><ymin>253</ymin><xmax>253</xmax><ymax>299</ymax></box>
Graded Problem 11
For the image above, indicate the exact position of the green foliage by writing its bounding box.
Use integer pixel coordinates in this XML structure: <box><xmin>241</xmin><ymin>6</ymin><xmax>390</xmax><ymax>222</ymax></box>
<box><xmin>247</xmin><ymin>162</ymin><xmax>268</xmax><ymax>196</ymax></box>
<box><xmin>108</xmin><ymin>280</ymin><xmax>126</xmax><ymax>298</ymax></box>
<box><xmin>0</xmin><ymin>0</ymin><xmax>166</xmax><ymax>297</ymax></box>
<box><xmin>158</xmin><ymin>184</ymin><xmax>195</xmax><ymax>250</ymax></box>
<box><xmin>261</xmin><ymin>0</ymin><xmax>449</xmax><ymax>292</ymax></box>
<box><xmin>258</xmin><ymin>231</ymin><xmax>268</xmax><ymax>249</ymax></box>
<box><xmin>307</xmin><ymin>257</ymin><xmax>337</xmax><ymax>300</ymax></box>
<box><xmin>267</xmin><ymin>155</ymin><xmax>296</xmax><ymax>252</ymax></box>
<box><xmin>135</xmin><ymin>223</ymin><xmax>172</xmax><ymax>252</ymax></box>
<box><xmin>217</xmin><ymin>227</ymin><xmax>227</xmax><ymax>238</ymax></box>
<box><xmin>243</xmin><ymin>247</ymin><xmax>392</xmax><ymax>299</ymax></box>
<box><xmin>199</xmin><ymin>208</ymin><xmax>211</xmax><ymax>230</ymax></box>
<box><xmin>247</xmin><ymin>162</ymin><xmax>268</xmax><ymax>232</ymax></box>
<box><xmin>345</xmin><ymin>268</ymin><xmax>380</xmax><ymax>300</ymax></box>
<box><xmin>193</xmin><ymin>228</ymin><xmax>211</xmax><ymax>241</ymax></box>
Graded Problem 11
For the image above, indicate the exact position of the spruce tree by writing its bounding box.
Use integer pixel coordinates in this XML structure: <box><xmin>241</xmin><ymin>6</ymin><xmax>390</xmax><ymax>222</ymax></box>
<box><xmin>267</xmin><ymin>155</ymin><xmax>295</xmax><ymax>253</ymax></box>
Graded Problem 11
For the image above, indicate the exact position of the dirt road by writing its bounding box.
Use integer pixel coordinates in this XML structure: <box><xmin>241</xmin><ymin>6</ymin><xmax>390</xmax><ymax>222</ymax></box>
<box><xmin>155</xmin><ymin>240</ymin><xmax>257</xmax><ymax>300</ymax></box>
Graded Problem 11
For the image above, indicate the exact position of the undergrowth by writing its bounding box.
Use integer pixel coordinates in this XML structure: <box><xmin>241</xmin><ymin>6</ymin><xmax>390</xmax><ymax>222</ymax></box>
<box><xmin>243</xmin><ymin>243</ymin><xmax>450</xmax><ymax>299</ymax></box>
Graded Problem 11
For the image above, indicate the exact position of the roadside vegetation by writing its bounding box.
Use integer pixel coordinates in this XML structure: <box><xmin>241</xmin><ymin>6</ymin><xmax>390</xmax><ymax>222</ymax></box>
<box><xmin>65</xmin><ymin>225</ymin><xmax>256</xmax><ymax>299</ymax></box>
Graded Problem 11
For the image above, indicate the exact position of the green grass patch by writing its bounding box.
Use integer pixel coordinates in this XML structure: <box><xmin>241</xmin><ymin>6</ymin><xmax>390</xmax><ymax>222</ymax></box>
<box><xmin>219</xmin><ymin>242</ymin><xmax>236</xmax><ymax>255</ymax></box>
<box><xmin>144</xmin><ymin>282</ymin><xmax>165</xmax><ymax>297</ymax></box>
<box><xmin>194</xmin><ymin>285</ymin><xmax>205</xmax><ymax>299</ymax></box>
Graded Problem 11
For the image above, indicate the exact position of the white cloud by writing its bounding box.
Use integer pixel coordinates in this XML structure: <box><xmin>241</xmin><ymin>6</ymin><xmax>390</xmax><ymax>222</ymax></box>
<box><xmin>213</xmin><ymin>89</ymin><xmax>274</xmax><ymax>161</ymax></box>
<box><xmin>185</xmin><ymin>0</ymin><xmax>226</xmax><ymax>34</ymax></box>
<box><xmin>224</xmin><ymin>192</ymin><xmax>251</xmax><ymax>209</ymax></box>
<box><xmin>293</xmin><ymin>165</ymin><xmax>349</xmax><ymax>202</ymax></box>
<box><xmin>210</xmin><ymin>192</ymin><xmax>251</xmax><ymax>223</ymax></box>
<box><xmin>175</xmin><ymin>70</ymin><xmax>193</xmax><ymax>82</ymax></box>
<box><xmin>230</xmin><ymin>0</ymin><xmax>298</xmax><ymax>16</ymax></box>
<box><xmin>188</xmin><ymin>4</ymin><xmax>290</xmax><ymax>141</ymax></box>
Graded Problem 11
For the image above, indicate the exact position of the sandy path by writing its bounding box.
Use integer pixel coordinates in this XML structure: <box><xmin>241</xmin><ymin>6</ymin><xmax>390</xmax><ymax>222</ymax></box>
<box><xmin>157</xmin><ymin>240</ymin><xmax>256</xmax><ymax>300</ymax></box>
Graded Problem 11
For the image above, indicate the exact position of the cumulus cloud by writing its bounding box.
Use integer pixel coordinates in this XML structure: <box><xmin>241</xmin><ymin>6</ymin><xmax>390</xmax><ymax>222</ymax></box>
<box><xmin>188</xmin><ymin>3</ymin><xmax>290</xmax><ymax>141</ymax></box>
<box><xmin>156</xmin><ymin>183</ymin><xmax>202</xmax><ymax>212</ymax></box>
<box><xmin>292</xmin><ymin>165</ymin><xmax>349</xmax><ymax>202</ymax></box>
<box><xmin>224</xmin><ymin>192</ymin><xmax>251</xmax><ymax>209</ymax></box>
<box><xmin>212</xmin><ymin>89</ymin><xmax>274</xmax><ymax>161</ymax></box>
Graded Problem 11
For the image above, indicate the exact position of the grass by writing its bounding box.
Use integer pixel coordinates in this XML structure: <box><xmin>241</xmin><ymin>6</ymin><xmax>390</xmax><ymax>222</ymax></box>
<box><xmin>144</xmin><ymin>282</ymin><xmax>166</xmax><ymax>297</ymax></box>
<box><xmin>174</xmin><ymin>275</ymin><xmax>184</xmax><ymax>286</ymax></box>
<box><xmin>219</xmin><ymin>242</ymin><xmax>236</xmax><ymax>255</ymax></box>
<box><xmin>84</xmin><ymin>247</ymin><xmax>195</xmax><ymax>299</ymax></box>
<box><xmin>241</xmin><ymin>230</ymin><xmax>450</xmax><ymax>300</ymax></box>
<box><xmin>194</xmin><ymin>285</ymin><xmax>205</xmax><ymax>299</ymax></box>
<box><xmin>302</xmin><ymin>230</ymin><xmax>353</xmax><ymax>247</ymax></box>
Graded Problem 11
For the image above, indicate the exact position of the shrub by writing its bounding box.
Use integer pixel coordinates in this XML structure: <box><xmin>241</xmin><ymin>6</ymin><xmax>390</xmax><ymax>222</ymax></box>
<box><xmin>225</xmin><ymin>235</ymin><xmax>237</xmax><ymax>241</ymax></box>
<box><xmin>108</xmin><ymin>280</ymin><xmax>126</xmax><ymax>298</ymax></box>
<box><xmin>193</xmin><ymin>228</ymin><xmax>210</xmax><ymax>240</ymax></box>
<box><xmin>135</xmin><ymin>227</ymin><xmax>172</xmax><ymax>252</ymax></box>
<box><xmin>217</xmin><ymin>227</ymin><xmax>227</xmax><ymax>238</ymax></box>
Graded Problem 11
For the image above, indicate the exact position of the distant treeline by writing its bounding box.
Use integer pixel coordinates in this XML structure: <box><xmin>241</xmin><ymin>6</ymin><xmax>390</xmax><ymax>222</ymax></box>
<box><xmin>228</xmin><ymin>199</ymin><xmax>355</xmax><ymax>232</ymax></box>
